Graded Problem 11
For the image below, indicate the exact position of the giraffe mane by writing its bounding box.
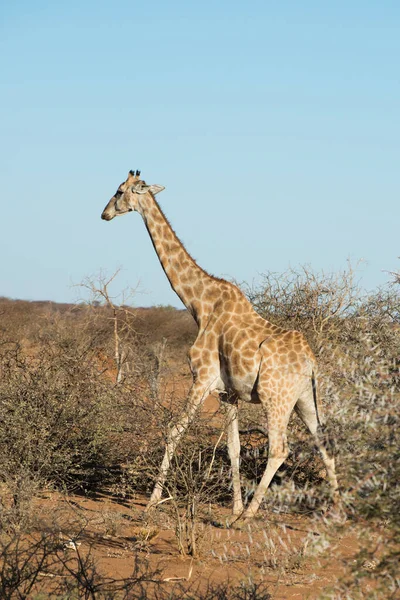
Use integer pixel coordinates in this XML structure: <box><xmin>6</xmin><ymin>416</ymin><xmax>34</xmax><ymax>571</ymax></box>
<box><xmin>150</xmin><ymin>193</ymin><xmax>243</xmax><ymax>291</ymax></box>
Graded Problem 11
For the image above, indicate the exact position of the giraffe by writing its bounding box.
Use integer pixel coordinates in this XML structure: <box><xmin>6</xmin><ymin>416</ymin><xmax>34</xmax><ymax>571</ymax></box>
<box><xmin>101</xmin><ymin>170</ymin><xmax>339</xmax><ymax>524</ymax></box>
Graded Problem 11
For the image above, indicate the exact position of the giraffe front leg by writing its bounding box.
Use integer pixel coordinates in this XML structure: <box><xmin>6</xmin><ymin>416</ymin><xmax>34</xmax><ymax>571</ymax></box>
<box><xmin>225</xmin><ymin>400</ymin><xmax>244</xmax><ymax>516</ymax></box>
<box><xmin>146</xmin><ymin>379</ymin><xmax>212</xmax><ymax>511</ymax></box>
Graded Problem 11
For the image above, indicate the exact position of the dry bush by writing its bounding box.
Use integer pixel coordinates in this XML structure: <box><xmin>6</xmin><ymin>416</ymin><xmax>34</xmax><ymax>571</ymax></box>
<box><xmin>133</xmin><ymin>306</ymin><xmax>196</xmax><ymax>350</ymax></box>
<box><xmin>0</xmin><ymin>279</ymin><xmax>193</xmax><ymax>541</ymax></box>
<box><xmin>153</xmin><ymin>412</ymin><xmax>231</xmax><ymax>557</ymax></box>
<box><xmin>0</xmin><ymin>309</ymin><xmax>163</xmax><ymax>513</ymax></box>
<box><xmin>0</xmin><ymin>339</ymin><xmax>119</xmax><ymax>493</ymax></box>
<box><xmin>0</xmin><ymin>297</ymin><xmax>72</xmax><ymax>344</ymax></box>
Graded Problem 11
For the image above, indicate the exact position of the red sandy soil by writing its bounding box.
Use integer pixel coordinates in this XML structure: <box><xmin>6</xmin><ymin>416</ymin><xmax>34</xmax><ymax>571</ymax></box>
<box><xmin>31</xmin><ymin>490</ymin><xmax>382</xmax><ymax>599</ymax></box>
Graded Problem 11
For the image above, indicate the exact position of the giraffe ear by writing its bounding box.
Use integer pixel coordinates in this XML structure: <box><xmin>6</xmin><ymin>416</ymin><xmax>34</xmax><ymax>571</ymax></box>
<box><xmin>131</xmin><ymin>183</ymin><xmax>165</xmax><ymax>195</ymax></box>
<box><xmin>149</xmin><ymin>184</ymin><xmax>165</xmax><ymax>195</ymax></box>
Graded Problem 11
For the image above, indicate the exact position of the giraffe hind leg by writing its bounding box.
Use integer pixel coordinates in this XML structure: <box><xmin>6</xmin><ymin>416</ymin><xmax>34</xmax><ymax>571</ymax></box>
<box><xmin>295</xmin><ymin>389</ymin><xmax>339</xmax><ymax>494</ymax></box>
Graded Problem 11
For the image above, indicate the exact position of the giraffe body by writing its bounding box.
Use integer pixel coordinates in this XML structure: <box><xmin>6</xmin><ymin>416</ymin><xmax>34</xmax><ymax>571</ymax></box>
<box><xmin>101</xmin><ymin>171</ymin><xmax>338</xmax><ymax>523</ymax></box>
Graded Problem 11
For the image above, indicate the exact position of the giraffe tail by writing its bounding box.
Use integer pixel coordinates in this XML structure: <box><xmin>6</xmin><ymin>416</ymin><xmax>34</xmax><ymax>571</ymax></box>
<box><xmin>311</xmin><ymin>370</ymin><xmax>322</xmax><ymax>427</ymax></box>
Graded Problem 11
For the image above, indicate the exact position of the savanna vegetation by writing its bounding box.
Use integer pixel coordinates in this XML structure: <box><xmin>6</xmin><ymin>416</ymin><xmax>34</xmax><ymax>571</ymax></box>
<box><xmin>0</xmin><ymin>264</ymin><xmax>398</xmax><ymax>599</ymax></box>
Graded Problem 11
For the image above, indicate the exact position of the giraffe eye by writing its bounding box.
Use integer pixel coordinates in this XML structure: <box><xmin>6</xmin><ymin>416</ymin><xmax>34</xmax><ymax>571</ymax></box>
<box><xmin>115</xmin><ymin>190</ymin><xmax>123</xmax><ymax>198</ymax></box>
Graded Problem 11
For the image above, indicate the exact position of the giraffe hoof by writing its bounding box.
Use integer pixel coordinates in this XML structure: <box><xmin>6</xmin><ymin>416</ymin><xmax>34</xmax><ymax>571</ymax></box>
<box><xmin>210</xmin><ymin>513</ymin><xmax>244</xmax><ymax>529</ymax></box>
<box><xmin>229</xmin><ymin>517</ymin><xmax>249</xmax><ymax>530</ymax></box>
<box><xmin>144</xmin><ymin>500</ymin><xmax>158</xmax><ymax>513</ymax></box>
<box><xmin>227</xmin><ymin>513</ymin><xmax>253</xmax><ymax>530</ymax></box>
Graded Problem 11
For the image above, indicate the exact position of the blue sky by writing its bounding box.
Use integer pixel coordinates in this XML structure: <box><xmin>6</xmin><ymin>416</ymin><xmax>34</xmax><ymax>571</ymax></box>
<box><xmin>1</xmin><ymin>1</ymin><xmax>399</xmax><ymax>307</ymax></box>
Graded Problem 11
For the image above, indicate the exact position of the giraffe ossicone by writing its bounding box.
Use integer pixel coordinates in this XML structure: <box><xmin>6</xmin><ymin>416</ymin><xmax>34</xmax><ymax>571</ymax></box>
<box><xmin>101</xmin><ymin>170</ymin><xmax>339</xmax><ymax>523</ymax></box>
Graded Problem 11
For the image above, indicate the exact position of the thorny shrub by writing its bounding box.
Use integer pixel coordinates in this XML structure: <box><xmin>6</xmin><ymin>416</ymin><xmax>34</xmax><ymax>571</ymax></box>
<box><xmin>0</xmin><ymin>307</ymin><xmax>166</xmax><ymax>517</ymax></box>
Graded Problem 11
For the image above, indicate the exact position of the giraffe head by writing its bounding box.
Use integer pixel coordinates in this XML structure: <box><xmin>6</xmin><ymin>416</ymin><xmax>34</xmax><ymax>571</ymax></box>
<box><xmin>101</xmin><ymin>170</ymin><xmax>165</xmax><ymax>221</ymax></box>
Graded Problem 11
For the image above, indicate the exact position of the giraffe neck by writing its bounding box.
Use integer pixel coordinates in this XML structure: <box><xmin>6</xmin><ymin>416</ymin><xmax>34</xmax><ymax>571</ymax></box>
<box><xmin>137</xmin><ymin>194</ymin><xmax>220</xmax><ymax>324</ymax></box>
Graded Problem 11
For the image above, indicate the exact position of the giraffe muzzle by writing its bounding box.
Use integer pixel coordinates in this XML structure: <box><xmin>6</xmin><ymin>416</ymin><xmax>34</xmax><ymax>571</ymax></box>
<box><xmin>101</xmin><ymin>210</ymin><xmax>113</xmax><ymax>221</ymax></box>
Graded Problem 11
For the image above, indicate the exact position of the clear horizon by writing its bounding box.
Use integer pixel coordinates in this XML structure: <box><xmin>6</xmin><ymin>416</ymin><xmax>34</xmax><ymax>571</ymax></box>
<box><xmin>1</xmin><ymin>1</ymin><xmax>399</xmax><ymax>308</ymax></box>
